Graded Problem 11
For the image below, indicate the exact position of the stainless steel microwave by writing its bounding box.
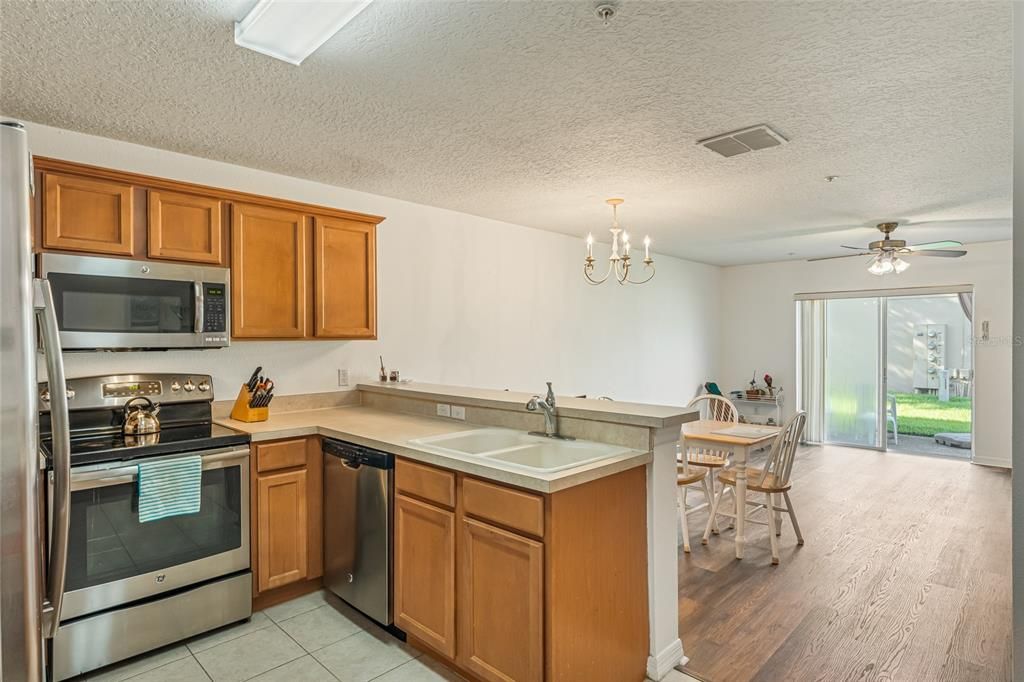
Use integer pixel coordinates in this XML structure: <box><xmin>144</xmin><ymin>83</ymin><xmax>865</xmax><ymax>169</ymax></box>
<box><xmin>37</xmin><ymin>253</ymin><xmax>230</xmax><ymax>351</ymax></box>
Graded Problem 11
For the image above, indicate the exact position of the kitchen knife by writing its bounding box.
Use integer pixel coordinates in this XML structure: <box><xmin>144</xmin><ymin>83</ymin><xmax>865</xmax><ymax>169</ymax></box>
<box><xmin>246</xmin><ymin>367</ymin><xmax>262</xmax><ymax>392</ymax></box>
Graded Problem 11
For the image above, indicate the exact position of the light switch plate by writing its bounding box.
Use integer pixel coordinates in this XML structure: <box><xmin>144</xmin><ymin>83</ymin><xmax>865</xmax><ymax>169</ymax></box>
<box><xmin>337</xmin><ymin>369</ymin><xmax>350</xmax><ymax>387</ymax></box>
<box><xmin>451</xmin><ymin>405</ymin><xmax>466</xmax><ymax>420</ymax></box>
<box><xmin>436</xmin><ymin>403</ymin><xmax>451</xmax><ymax>417</ymax></box>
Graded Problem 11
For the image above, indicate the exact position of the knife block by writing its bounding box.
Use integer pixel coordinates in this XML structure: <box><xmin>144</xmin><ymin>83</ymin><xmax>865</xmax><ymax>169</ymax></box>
<box><xmin>230</xmin><ymin>384</ymin><xmax>269</xmax><ymax>423</ymax></box>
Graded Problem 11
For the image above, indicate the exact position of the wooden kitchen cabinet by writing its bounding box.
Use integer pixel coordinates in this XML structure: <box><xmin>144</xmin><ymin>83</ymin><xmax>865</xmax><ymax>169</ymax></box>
<box><xmin>394</xmin><ymin>493</ymin><xmax>457</xmax><ymax>658</ymax></box>
<box><xmin>252</xmin><ymin>438</ymin><xmax>323</xmax><ymax>597</ymax></box>
<box><xmin>458</xmin><ymin>517</ymin><xmax>544</xmax><ymax>682</ymax></box>
<box><xmin>393</xmin><ymin>458</ymin><xmax>649</xmax><ymax>682</ymax></box>
<box><xmin>148</xmin><ymin>190</ymin><xmax>224</xmax><ymax>264</ymax></box>
<box><xmin>31</xmin><ymin>157</ymin><xmax>384</xmax><ymax>337</ymax></box>
<box><xmin>231</xmin><ymin>203</ymin><xmax>309</xmax><ymax>338</ymax></box>
<box><xmin>42</xmin><ymin>172</ymin><xmax>134</xmax><ymax>255</ymax></box>
<box><xmin>313</xmin><ymin>217</ymin><xmax>377</xmax><ymax>339</ymax></box>
<box><xmin>256</xmin><ymin>468</ymin><xmax>308</xmax><ymax>592</ymax></box>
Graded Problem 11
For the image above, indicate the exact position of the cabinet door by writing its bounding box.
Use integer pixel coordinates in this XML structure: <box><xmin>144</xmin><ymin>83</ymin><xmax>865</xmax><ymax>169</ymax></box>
<box><xmin>257</xmin><ymin>468</ymin><xmax>309</xmax><ymax>592</ymax></box>
<box><xmin>313</xmin><ymin>217</ymin><xmax>376</xmax><ymax>339</ymax></box>
<box><xmin>394</xmin><ymin>494</ymin><xmax>456</xmax><ymax>658</ymax></box>
<box><xmin>43</xmin><ymin>173</ymin><xmax>133</xmax><ymax>255</ymax></box>
<box><xmin>458</xmin><ymin>517</ymin><xmax>544</xmax><ymax>682</ymax></box>
<box><xmin>148</xmin><ymin>190</ymin><xmax>224</xmax><ymax>264</ymax></box>
<box><xmin>231</xmin><ymin>204</ymin><xmax>308</xmax><ymax>338</ymax></box>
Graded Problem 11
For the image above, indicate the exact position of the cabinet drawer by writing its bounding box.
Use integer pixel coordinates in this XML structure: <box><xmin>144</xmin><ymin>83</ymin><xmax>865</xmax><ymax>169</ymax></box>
<box><xmin>255</xmin><ymin>439</ymin><xmax>308</xmax><ymax>473</ymax></box>
<box><xmin>462</xmin><ymin>477</ymin><xmax>545</xmax><ymax>538</ymax></box>
<box><xmin>396</xmin><ymin>459</ymin><xmax>455</xmax><ymax>509</ymax></box>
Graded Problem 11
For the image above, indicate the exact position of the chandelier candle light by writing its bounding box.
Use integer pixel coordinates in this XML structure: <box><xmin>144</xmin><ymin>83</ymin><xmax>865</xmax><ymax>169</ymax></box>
<box><xmin>584</xmin><ymin>198</ymin><xmax>655</xmax><ymax>285</ymax></box>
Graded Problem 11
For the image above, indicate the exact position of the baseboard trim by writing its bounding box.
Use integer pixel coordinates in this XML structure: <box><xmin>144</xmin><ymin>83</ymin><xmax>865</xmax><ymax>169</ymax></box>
<box><xmin>971</xmin><ymin>456</ymin><xmax>1011</xmax><ymax>469</ymax></box>
<box><xmin>646</xmin><ymin>638</ymin><xmax>685</xmax><ymax>680</ymax></box>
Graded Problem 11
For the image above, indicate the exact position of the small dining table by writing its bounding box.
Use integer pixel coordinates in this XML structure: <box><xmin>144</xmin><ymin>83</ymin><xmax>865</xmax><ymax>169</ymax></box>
<box><xmin>681</xmin><ymin>420</ymin><xmax>780</xmax><ymax>559</ymax></box>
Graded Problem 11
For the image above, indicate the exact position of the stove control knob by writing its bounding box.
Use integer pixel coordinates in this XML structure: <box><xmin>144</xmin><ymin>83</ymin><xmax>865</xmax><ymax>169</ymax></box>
<box><xmin>170</xmin><ymin>381</ymin><xmax>181</xmax><ymax>392</ymax></box>
<box><xmin>197</xmin><ymin>380</ymin><xmax>211</xmax><ymax>393</ymax></box>
<box><xmin>183</xmin><ymin>379</ymin><xmax>196</xmax><ymax>392</ymax></box>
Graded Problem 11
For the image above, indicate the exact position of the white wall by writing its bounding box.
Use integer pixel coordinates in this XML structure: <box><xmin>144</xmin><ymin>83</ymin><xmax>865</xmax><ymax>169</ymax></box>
<box><xmin>718</xmin><ymin>242</ymin><xmax>1013</xmax><ymax>467</ymax></box>
<box><xmin>21</xmin><ymin>121</ymin><xmax>720</xmax><ymax>407</ymax></box>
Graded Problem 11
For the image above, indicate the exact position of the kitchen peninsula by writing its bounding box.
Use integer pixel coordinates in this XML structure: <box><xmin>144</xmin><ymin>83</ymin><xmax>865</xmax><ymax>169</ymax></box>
<box><xmin>216</xmin><ymin>382</ymin><xmax>697</xmax><ymax>682</ymax></box>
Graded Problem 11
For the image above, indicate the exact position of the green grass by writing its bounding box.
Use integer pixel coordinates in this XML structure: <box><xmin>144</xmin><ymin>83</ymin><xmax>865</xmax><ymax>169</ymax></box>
<box><xmin>892</xmin><ymin>392</ymin><xmax>972</xmax><ymax>437</ymax></box>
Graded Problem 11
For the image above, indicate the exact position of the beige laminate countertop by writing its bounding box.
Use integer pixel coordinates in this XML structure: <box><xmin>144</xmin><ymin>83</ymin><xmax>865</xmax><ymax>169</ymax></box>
<box><xmin>215</xmin><ymin>406</ymin><xmax>651</xmax><ymax>493</ymax></box>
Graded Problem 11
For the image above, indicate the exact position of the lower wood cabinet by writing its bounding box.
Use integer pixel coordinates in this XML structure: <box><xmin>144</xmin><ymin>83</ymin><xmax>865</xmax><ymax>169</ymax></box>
<box><xmin>394</xmin><ymin>458</ymin><xmax>650</xmax><ymax>682</ymax></box>
<box><xmin>458</xmin><ymin>517</ymin><xmax>544</xmax><ymax>682</ymax></box>
<box><xmin>394</xmin><ymin>493</ymin><xmax>457</xmax><ymax>657</ymax></box>
<box><xmin>256</xmin><ymin>468</ymin><xmax>308</xmax><ymax>592</ymax></box>
<box><xmin>252</xmin><ymin>437</ymin><xmax>323</xmax><ymax>596</ymax></box>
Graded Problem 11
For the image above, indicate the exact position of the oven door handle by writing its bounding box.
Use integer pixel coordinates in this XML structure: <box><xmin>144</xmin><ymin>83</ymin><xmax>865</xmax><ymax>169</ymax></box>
<box><xmin>35</xmin><ymin>278</ymin><xmax>70</xmax><ymax>639</ymax></box>
<box><xmin>194</xmin><ymin>281</ymin><xmax>204</xmax><ymax>334</ymax></box>
<box><xmin>70</xmin><ymin>448</ymin><xmax>250</xmax><ymax>489</ymax></box>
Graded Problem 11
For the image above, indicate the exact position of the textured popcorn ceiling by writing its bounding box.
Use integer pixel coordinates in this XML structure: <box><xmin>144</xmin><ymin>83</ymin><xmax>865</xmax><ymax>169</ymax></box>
<box><xmin>0</xmin><ymin>0</ymin><xmax>1012</xmax><ymax>265</ymax></box>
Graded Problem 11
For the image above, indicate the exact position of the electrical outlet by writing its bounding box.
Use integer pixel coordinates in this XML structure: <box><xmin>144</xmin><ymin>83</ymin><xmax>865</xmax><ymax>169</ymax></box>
<box><xmin>451</xmin><ymin>405</ymin><xmax>466</xmax><ymax>420</ymax></box>
<box><xmin>436</xmin><ymin>403</ymin><xmax>451</xmax><ymax>417</ymax></box>
<box><xmin>337</xmin><ymin>369</ymin><xmax>350</xmax><ymax>387</ymax></box>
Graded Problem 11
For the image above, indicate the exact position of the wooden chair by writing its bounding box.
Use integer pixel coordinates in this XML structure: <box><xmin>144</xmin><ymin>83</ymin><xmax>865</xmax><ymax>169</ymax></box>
<box><xmin>702</xmin><ymin>410</ymin><xmax>807</xmax><ymax>565</ymax></box>
<box><xmin>676</xmin><ymin>453</ymin><xmax>713</xmax><ymax>554</ymax></box>
<box><xmin>683</xmin><ymin>395</ymin><xmax>738</xmax><ymax>516</ymax></box>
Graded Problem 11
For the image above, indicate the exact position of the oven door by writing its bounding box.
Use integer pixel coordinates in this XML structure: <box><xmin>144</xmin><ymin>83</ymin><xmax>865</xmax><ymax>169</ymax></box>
<box><xmin>38</xmin><ymin>253</ymin><xmax>229</xmax><ymax>350</ymax></box>
<box><xmin>52</xmin><ymin>446</ymin><xmax>249</xmax><ymax>621</ymax></box>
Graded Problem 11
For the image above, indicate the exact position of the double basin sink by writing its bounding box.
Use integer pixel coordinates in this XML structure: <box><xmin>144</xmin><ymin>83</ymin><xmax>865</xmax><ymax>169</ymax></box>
<box><xmin>409</xmin><ymin>428</ymin><xmax>632</xmax><ymax>473</ymax></box>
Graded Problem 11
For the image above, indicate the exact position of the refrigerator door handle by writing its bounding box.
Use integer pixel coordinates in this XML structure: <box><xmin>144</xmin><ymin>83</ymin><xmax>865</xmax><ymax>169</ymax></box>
<box><xmin>35</xmin><ymin>278</ymin><xmax>70</xmax><ymax>638</ymax></box>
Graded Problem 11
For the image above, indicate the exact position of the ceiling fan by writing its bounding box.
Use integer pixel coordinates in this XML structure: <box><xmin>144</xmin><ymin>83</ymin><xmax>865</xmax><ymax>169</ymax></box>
<box><xmin>807</xmin><ymin>222</ymin><xmax>967</xmax><ymax>275</ymax></box>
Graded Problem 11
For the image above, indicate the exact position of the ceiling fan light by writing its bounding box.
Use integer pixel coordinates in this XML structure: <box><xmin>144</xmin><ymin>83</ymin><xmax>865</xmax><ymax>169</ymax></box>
<box><xmin>892</xmin><ymin>256</ymin><xmax>910</xmax><ymax>273</ymax></box>
<box><xmin>868</xmin><ymin>254</ymin><xmax>892</xmax><ymax>276</ymax></box>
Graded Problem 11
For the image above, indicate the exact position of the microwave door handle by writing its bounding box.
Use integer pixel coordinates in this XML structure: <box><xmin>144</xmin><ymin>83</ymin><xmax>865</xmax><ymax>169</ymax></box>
<box><xmin>194</xmin><ymin>282</ymin><xmax>204</xmax><ymax>334</ymax></box>
<box><xmin>34</xmin><ymin>278</ymin><xmax>70</xmax><ymax>639</ymax></box>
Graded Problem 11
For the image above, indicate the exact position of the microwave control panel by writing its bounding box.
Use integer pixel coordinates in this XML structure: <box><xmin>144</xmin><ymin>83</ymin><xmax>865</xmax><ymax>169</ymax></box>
<box><xmin>202</xmin><ymin>283</ymin><xmax>227</xmax><ymax>333</ymax></box>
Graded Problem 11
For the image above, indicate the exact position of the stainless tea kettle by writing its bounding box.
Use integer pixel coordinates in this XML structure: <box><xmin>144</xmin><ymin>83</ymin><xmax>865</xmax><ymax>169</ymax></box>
<box><xmin>123</xmin><ymin>396</ymin><xmax>162</xmax><ymax>435</ymax></box>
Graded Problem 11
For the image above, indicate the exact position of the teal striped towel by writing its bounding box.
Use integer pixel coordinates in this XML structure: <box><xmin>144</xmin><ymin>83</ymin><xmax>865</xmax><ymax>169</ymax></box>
<box><xmin>137</xmin><ymin>456</ymin><xmax>202</xmax><ymax>523</ymax></box>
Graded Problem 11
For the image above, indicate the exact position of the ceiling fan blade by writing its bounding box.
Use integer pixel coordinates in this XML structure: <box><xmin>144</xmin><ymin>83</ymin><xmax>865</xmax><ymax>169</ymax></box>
<box><xmin>807</xmin><ymin>252</ymin><xmax>872</xmax><ymax>262</ymax></box>
<box><xmin>840</xmin><ymin>245</ymin><xmax>867</xmax><ymax>250</ymax></box>
<box><xmin>908</xmin><ymin>249</ymin><xmax>967</xmax><ymax>258</ymax></box>
<box><xmin>909</xmin><ymin>240</ymin><xmax>964</xmax><ymax>251</ymax></box>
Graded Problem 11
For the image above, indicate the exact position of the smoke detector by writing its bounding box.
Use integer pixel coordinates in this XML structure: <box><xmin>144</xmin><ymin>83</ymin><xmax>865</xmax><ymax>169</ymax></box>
<box><xmin>698</xmin><ymin>124</ymin><xmax>788</xmax><ymax>158</ymax></box>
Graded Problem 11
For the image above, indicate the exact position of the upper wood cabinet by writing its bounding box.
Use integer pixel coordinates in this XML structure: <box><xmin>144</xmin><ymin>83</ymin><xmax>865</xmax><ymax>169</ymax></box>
<box><xmin>42</xmin><ymin>172</ymin><xmax>134</xmax><ymax>255</ymax></box>
<box><xmin>314</xmin><ymin>217</ymin><xmax>377</xmax><ymax>339</ymax></box>
<box><xmin>231</xmin><ymin>204</ymin><xmax>309</xmax><ymax>338</ymax></box>
<box><xmin>32</xmin><ymin>158</ymin><xmax>383</xmax><ymax>339</ymax></box>
<box><xmin>148</xmin><ymin>190</ymin><xmax>224</xmax><ymax>264</ymax></box>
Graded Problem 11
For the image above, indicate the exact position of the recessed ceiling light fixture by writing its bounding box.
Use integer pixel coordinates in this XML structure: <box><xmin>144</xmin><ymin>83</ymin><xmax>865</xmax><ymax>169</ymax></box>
<box><xmin>234</xmin><ymin>0</ymin><xmax>374</xmax><ymax>65</ymax></box>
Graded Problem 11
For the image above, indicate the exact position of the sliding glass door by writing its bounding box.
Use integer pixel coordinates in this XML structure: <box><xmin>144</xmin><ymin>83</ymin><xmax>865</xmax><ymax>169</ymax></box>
<box><xmin>822</xmin><ymin>297</ymin><xmax>883</xmax><ymax>448</ymax></box>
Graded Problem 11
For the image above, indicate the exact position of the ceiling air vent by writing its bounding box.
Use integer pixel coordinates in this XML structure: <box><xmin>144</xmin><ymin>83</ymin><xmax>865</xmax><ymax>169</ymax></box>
<box><xmin>698</xmin><ymin>124</ymin><xmax>788</xmax><ymax>157</ymax></box>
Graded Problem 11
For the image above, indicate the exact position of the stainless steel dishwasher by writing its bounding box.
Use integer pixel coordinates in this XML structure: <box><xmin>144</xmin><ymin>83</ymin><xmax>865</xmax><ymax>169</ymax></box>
<box><xmin>323</xmin><ymin>438</ymin><xmax>394</xmax><ymax>626</ymax></box>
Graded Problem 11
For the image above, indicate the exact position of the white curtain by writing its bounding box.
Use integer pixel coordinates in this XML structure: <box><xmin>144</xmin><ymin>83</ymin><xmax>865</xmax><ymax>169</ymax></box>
<box><xmin>797</xmin><ymin>300</ymin><xmax>825</xmax><ymax>442</ymax></box>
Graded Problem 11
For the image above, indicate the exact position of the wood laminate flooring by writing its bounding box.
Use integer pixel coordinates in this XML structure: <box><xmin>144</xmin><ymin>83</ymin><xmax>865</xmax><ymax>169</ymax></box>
<box><xmin>679</xmin><ymin>444</ymin><xmax>1011</xmax><ymax>682</ymax></box>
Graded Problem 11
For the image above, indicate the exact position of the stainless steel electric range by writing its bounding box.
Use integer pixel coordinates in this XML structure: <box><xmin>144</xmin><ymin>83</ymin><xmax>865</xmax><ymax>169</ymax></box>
<box><xmin>38</xmin><ymin>373</ymin><xmax>252</xmax><ymax>681</ymax></box>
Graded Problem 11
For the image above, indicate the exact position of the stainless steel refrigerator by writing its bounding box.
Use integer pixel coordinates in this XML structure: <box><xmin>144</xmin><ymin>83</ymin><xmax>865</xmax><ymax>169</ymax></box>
<box><xmin>1</xmin><ymin>120</ymin><xmax>72</xmax><ymax>681</ymax></box>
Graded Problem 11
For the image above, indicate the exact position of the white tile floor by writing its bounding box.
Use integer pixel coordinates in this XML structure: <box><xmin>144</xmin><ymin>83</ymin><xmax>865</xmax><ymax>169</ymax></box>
<box><xmin>78</xmin><ymin>590</ymin><xmax>466</xmax><ymax>682</ymax></box>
